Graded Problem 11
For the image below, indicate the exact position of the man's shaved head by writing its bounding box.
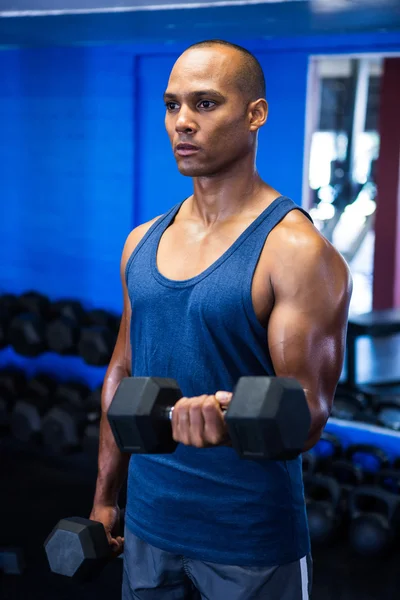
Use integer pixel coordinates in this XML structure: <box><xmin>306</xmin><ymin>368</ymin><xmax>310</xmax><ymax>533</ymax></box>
<box><xmin>185</xmin><ymin>39</ymin><xmax>266</xmax><ymax>102</ymax></box>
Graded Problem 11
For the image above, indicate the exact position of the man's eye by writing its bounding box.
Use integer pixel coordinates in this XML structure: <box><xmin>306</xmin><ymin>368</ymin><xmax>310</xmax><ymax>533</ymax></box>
<box><xmin>166</xmin><ymin>102</ymin><xmax>178</xmax><ymax>111</ymax></box>
<box><xmin>198</xmin><ymin>100</ymin><xmax>216</xmax><ymax>109</ymax></box>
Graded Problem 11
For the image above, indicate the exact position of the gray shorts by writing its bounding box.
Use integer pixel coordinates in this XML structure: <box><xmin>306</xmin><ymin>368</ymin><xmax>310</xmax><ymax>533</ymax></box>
<box><xmin>122</xmin><ymin>527</ymin><xmax>313</xmax><ymax>600</ymax></box>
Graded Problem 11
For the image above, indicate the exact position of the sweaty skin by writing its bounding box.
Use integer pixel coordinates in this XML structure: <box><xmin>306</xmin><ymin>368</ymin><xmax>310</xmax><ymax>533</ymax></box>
<box><xmin>90</xmin><ymin>44</ymin><xmax>352</xmax><ymax>551</ymax></box>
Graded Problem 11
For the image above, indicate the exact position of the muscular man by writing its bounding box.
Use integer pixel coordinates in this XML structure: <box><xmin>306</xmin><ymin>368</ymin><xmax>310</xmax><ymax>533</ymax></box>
<box><xmin>90</xmin><ymin>40</ymin><xmax>352</xmax><ymax>599</ymax></box>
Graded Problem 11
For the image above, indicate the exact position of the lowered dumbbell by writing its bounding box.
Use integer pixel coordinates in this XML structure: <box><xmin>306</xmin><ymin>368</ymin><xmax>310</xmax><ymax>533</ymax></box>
<box><xmin>8</xmin><ymin>292</ymin><xmax>51</xmax><ymax>357</ymax></box>
<box><xmin>44</xmin><ymin>510</ymin><xmax>124</xmax><ymax>581</ymax></box>
<box><xmin>348</xmin><ymin>486</ymin><xmax>400</xmax><ymax>557</ymax></box>
<box><xmin>78</xmin><ymin>310</ymin><xmax>120</xmax><ymax>367</ymax></box>
<box><xmin>107</xmin><ymin>376</ymin><xmax>311</xmax><ymax>461</ymax></box>
<box><xmin>11</xmin><ymin>374</ymin><xmax>58</xmax><ymax>443</ymax></box>
<box><xmin>0</xmin><ymin>368</ymin><xmax>27</xmax><ymax>431</ymax></box>
<box><xmin>42</xmin><ymin>382</ymin><xmax>95</xmax><ymax>453</ymax></box>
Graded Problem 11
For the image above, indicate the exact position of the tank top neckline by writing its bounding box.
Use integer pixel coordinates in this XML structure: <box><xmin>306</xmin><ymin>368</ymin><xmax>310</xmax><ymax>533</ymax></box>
<box><xmin>151</xmin><ymin>195</ymin><xmax>288</xmax><ymax>289</ymax></box>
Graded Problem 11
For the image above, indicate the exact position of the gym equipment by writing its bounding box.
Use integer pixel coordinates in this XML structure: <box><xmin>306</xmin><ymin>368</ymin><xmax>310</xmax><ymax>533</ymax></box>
<box><xmin>45</xmin><ymin>300</ymin><xmax>86</xmax><ymax>355</ymax></box>
<box><xmin>376</xmin><ymin>396</ymin><xmax>400</xmax><ymax>431</ymax></box>
<box><xmin>302</xmin><ymin>452</ymin><xmax>317</xmax><ymax>475</ymax></box>
<box><xmin>0</xmin><ymin>369</ymin><xmax>27</xmax><ymax>429</ymax></box>
<box><xmin>375</xmin><ymin>469</ymin><xmax>400</xmax><ymax>495</ymax></box>
<box><xmin>304</xmin><ymin>474</ymin><xmax>341</xmax><ymax>544</ymax></box>
<box><xmin>345</xmin><ymin>444</ymin><xmax>390</xmax><ymax>482</ymax></box>
<box><xmin>11</xmin><ymin>374</ymin><xmax>58</xmax><ymax>443</ymax></box>
<box><xmin>42</xmin><ymin>382</ymin><xmax>95</xmax><ymax>453</ymax></box>
<box><xmin>331</xmin><ymin>386</ymin><xmax>368</xmax><ymax>421</ymax></box>
<box><xmin>0</xmin><ymin>294</ymin><xmax>22</xmax><ymax>350</ymax></box>
<box><xmin>82</xmin><ymin>386</ymin><xmax>102</xmax><ymax>456</ymax></box>
<box><xmin>0</xmin><ymin>547</ymin><xmax>25</xmax><ymax>574</ymax></box>
<box><xmin>44</xmin><ymin>510</ymin><xmax>125</xmax><ymax>581</ymax></box>
<box><xmin>107</xmin><ymin>376</ymin><xmax>311</xmax><ymax>461</ymax></box>
<box><xmin>311</xmin><ymin>432</ymin><xmax>342</xmax><ymax>472</ymax></box>
<box><xmin>78</xmin><ymin>310</ymin><xmax>119</xmax><ymax>366</ymax></box>
<box><xmin>348</xmin><ymin>486</ymin><xmax>400</xmax><ymax>557</ymax></box>
<box><xmin>8</xmin><ymin>292</ymin><xmax>51</xmax><ymax>357</ymax></box>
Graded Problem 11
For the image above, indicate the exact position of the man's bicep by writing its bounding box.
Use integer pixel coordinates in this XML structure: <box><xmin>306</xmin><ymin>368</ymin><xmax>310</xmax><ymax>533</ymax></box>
<box><xmin>267</xmin><ymin>244</ymin><xmax>352</xmax><ymax>410</ymax></box>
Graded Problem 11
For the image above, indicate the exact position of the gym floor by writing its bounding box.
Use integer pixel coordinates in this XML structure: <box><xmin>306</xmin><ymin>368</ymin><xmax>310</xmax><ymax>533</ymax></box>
<box><xmin>1</xmin><ymin>439</ymin><xmax>399</xmax><ymax>600</ymax></box>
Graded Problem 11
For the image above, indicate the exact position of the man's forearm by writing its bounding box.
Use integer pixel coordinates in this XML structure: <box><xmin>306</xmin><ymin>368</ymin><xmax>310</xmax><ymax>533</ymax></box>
<box><xmin>93</xmin><ymin>416</ymin><xmax>130</xmax><ymax>506</ymax></box>
<box><xmin>93</xmin><ymin>368</ymin><xmax>130</xmax><ymax>506</ymax></box>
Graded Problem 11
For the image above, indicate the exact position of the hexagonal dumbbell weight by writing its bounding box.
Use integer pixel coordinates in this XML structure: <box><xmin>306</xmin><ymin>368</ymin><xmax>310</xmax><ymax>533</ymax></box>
<box><xmin>78</xmin><ymin>310</ymin><xmax>120</xmax><ymax>366</ymax></box>
<box><xmin>8</xmin><ymin>292</ymin><xmax>51</xmax><ymax>357</ymax></box>
<box><xmin>41</xmin><ymin>382</ymin><xmax>92</xmax><ymax>453</ymax></box>
<box><xmin>44</xmin><ymin>510</ymin><xmax>124</xmax><ymax>581</ymax></box>
<box><xmin>45</xmin><ymin>300</ymin><xmax>87</xmax><ymax>355</ymax></box>
<box><xmin>10</xmin><ymin>374</ymin><xmax>58</xmax><ymax>443</ymax></box>
<box><xmin>107</xmin><ymin>376</ymin><xmax>311</xmax><ymax>461</ymax></box>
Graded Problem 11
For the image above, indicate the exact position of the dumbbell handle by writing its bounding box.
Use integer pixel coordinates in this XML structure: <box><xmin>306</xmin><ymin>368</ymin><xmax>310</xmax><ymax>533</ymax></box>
<box><xmin>166</xmin><ymin>405</ymin><xmax>227</xmax><ymax>421</ymax></box>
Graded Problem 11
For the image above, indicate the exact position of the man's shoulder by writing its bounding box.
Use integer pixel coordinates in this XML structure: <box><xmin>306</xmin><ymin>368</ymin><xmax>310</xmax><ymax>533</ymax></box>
<box><xmin>266</xmin><ymin>206</ymin><xmax>351</xmax><ymax>284</ymax></box>
<box><xmin>121</xmin><ymin>213</ymin><xmax>163</xmax><ymax>267</ymax></box>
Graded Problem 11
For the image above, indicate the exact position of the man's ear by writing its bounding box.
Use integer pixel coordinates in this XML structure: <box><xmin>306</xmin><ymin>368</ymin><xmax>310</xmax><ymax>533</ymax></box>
<box><xmin>248</xmin><ymin>99</ymin><xmax>268</xmax><ymax>131</ymax></box>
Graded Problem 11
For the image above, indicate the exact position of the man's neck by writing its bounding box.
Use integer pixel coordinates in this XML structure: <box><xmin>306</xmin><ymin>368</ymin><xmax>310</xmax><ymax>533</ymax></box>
<box><xmin>190</xmin><ymin>164</ymin><xmax>265</xmax><ymax>224</ymax></box>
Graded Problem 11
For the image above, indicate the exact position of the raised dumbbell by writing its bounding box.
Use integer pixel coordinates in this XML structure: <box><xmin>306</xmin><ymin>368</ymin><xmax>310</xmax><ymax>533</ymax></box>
<box><xmin>45</xmin><ymin>300</ymin><xmax>87</xmax><ymax>355</ymax></box>
<box><xmin>44</xmin><ymin>510</ymin><xmax>124</xmax><ymax>581</ymax></box>
<box><xmin>348</xmin><ymin>486</ymin><xmax>400</xmax><ymax>557</ymax></box>
<box><xmin>41</xmin><ymin>382</ymin><xmax>94</xmax><ymax>453</ymax></box>
<box><xmin>10</xmin><ymin>374</ymin><xmax>58</xmax><ymax>443</ymax></box>
<box><xmin>0</xmin><ymin>368</ymin><xmax>27</xmax><ymax>431</ymax></box>
<box><xmin>78</xmin><ymin>309</ymin><xmax>120</xmax><ymax>366</ymax></box>
<box><xmin>107</xmin><ymin>376</ymin><xmax>311</xmax><ymax>461</ymax></box>
<box><xmin>8</xmin><ymin>291</ymin><xmax>51</xmax><ymax>357</ymax></box>
<box><xmin>304</xmin><ymin>474</ymin><xmax>342</xmax><ymax>545</ymax></box>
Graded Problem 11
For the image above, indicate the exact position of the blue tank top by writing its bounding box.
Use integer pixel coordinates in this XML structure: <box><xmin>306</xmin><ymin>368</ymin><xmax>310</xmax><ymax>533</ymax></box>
<box><xmin>125</xmin><ymin>195</ymin><xmax>311</xmax><ymax>567</ymax></box>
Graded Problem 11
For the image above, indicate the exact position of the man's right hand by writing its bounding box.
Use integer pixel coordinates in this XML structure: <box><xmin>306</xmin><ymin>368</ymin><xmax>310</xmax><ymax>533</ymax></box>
<box><xmin>89</xmin><ymin>505</ymin><xmax>124</xmax><ymax>556</ymax></box>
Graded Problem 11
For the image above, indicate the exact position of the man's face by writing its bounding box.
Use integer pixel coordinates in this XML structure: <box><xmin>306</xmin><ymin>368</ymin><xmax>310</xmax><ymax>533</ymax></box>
<box><xmin>164</xmin><ymin>47</ymin><xmax>254</xmax><ymax>178</ymax></box>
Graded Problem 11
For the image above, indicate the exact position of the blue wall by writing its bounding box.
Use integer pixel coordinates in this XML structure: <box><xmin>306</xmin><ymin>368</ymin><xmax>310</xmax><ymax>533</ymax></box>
<box><xmin>1</xmin><ymin>31</ymin><xmax>400</xmax><ymax>317</ymax></box>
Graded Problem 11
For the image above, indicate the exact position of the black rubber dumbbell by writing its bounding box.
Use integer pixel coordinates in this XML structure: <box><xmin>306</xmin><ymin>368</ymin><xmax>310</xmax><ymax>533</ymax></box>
<box><xmin>45</xmin><ymin>300</ymin><xmax>87</xmax><ymax>355</ymax></box>
<box><xmin>10</xmin><ymin>374</ymin><xmax>58</xmax><ymax>443</ymax></box>
<box><xmin>107</xmin><ymin>376</ymin><xmax>311</xmax><ymax>461</ymax></box>
<box><xmin>348</xmin><ymin>486</ymin><xmax>400</xmax><ymax>557</ymax></box>
<box><xmin>78</xmin><ymin>310</ymin><xmax>120</xmax><ymax>366</ymax></box>
<box><xmin>8</xmin><ymin>292</ymin><xmax>51</xmax><ymax>357</ymax></box>
<box><xmin>44</xmin><ymin>510</ymin><xmax>125</xmax><ymax>581</ymax></box>
<box><xmin>304</xmin><ymin>474</ymin><xmax>342</xmax><ymax>545</ymax></box>
<box><xmin>42</xmin><ymin>382</ymin><xmax>94</xmax><ymax>453</ymax></box>
<box><xmin>0</xmin><ymin>294</ymin><xmax>23</xmax><ymax>350</ymax></box>
<box><xmin>0</xmin><ymin>368</ymin><xmax>27</xmax><ymax>431</ymax></box>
